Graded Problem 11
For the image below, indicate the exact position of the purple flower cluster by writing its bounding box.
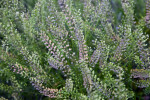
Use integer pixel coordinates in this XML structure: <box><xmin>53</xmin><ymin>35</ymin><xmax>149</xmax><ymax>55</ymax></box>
<box><xmin>145</xmin><ymin>0</ymin><xmax>150</xmax><ymax>28</ymax></box>
<box><xmin>40</xmin><ymin>32</ymin><xmax>72</xmax><ymax>76</ymax></box>
<box><xmin>113</xmin><ymin>37</ymin><xmax>129</xmax><ymax>62</ymax></box>
<box><xmin>12</xmin><ymin>63</ymin><xmax>61</xmax><ymax>98</ymax></box>
<box><xmin>80</xmin><ymin>68</ymin><xmax>93</xmax><ymax>94</ymax></box>
<box><xmin>29</xmin><ymin>77</ymin><xmax>60</xmax><ymax>98</ymax></box>
<box><xmin>72</xmin><ymin>18</ymin><xmax>93</xmax><ymax>93</ymax></box>
<box><xmin>11</xmin><ymin>64</ymin><xmax>28</xmax><ymax>75</ymax></box>
<box><xmin>90</xmin><ymin>41</ymin><xmax>107</xmax><ymax>68</ymax></box>
<box><xmin>136</xmin><ymin>36</ymin><xmax>150</xmax><ymax>68</ymax></box>
<box><xmin>62</xmin><ymin>4</ymin><xmax>76</xmax><ymax>41</ymax></box>
<box><xmin>131</xmin><ymin>69</ymin><xmax>150</xmax><ymax>79</ymax></box>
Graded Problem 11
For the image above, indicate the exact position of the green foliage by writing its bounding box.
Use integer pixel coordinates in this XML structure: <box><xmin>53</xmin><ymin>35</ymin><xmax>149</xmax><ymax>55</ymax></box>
<box><xmin>0</xmin><ymin>0</ymin><xmax>150</xmax><ymax>99</ymax></box>
<box><xmin>144</xmin><ymin>85</ymin><xmax>150</xmax><ymax>95</ymax></box>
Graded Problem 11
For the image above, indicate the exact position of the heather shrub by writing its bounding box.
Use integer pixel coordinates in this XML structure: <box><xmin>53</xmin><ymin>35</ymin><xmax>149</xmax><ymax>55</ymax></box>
<box><xmin>0</xmin><ymin>0</ymin><xmax>150</xmax><ymax>99</ymax></box>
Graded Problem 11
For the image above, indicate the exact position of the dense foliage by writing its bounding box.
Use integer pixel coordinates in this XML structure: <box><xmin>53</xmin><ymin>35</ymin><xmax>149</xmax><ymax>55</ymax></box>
<box><xmin>0</xmin><ymin>0</ymin><xmax>150</xmax><ymax>99</ymax></box>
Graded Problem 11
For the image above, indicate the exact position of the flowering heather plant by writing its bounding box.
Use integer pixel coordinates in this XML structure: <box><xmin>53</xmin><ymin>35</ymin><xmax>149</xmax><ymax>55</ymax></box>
<box><xmin>0</xmin><ymin>0</ymin><xmax>150</xmax><ymax>99</ymax></box>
